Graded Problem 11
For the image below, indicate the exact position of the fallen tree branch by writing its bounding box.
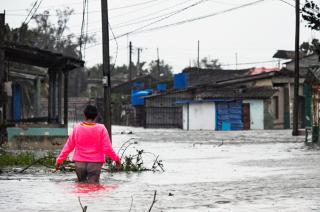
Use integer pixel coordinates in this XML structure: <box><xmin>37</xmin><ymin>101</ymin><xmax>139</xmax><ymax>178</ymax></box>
<box><xmin>148</xmin><ymin>190</ymin><xmax>157</xmax><ymax>212</ymax></box>
<box><xmin>78</xmin><ymin>197</ymin><xmax>88</xmax><ymax>212</ymax></box>
<box><xmin>117</xmin><ymin>138</ymin><xmax>135</xmax><ymax>155</ymax></box>
<box><xmin>19</xmin><ymin>156</ymin><xmax>55</xmax><ymax>173</ymax></box>
<box><xmin>128</xmin><ymin>195</ymin><xmax>133</xmax><ymax>212</ymax></box>
<box><xmin>120</xmin><ymin>143</ymin><xmax>136</xmax><ymax>160</ymax></box>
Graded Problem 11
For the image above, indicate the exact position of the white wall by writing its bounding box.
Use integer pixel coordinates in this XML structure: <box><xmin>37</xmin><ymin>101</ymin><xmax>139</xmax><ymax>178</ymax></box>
<box><xmin>243</xmin><ymin>100</ymin><xmax>264</xmax><ymax>130</ymax></box>
<box><xmin>183</xmin><ymin>105</ymin><xmax>188</xmax><ymax>130</ymax></box>
<box><xmin>183</xmin><ymin>102</ymin><xmax>215</xmax><ymax>130</ymax></box>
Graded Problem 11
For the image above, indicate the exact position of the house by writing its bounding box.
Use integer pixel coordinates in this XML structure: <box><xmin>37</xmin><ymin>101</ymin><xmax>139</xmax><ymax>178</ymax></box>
<box><xmin>0</xmin><ymin>41</ymin><xmax>84</xmax><ymax>149</ymax></box>
<box><xmin>144</xmin><ymin>67</ymin><xmax>307</xmax><ymax>130</ymax></box>
<box><xmin>144</xmin><ymin>89</ymin><xmax>193</xmax><ymax>128</ymax></box>
<box><xmin>282</xmin><ymin>52</ymin><xmax>320</xmax><ymax>143</ymax></box>
<box><xmin>178</xmin><ymin>87</ymin><xmax>276</xmax><ymax>130</ymax></box>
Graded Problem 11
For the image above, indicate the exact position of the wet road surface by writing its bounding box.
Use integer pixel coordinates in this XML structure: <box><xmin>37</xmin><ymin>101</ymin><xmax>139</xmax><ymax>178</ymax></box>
<box><xmin>0</xmin><ymin>127</ymin><xmax>319</xmax><ymax>211</ymax></box>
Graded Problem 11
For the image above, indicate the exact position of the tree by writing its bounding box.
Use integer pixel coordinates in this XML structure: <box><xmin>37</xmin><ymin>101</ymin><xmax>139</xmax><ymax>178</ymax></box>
<box><xmin>5</xmin><ymin>8</ymin><xmax>96</xmax><ymax>97</ymax></box>
<box><xmin>148</xmin><ymin>60</ymin><xmax>173</xmax><ymax>81</ymax></box>
<box><xmin>5</xmin><ymin>8</ymin><xmax>95</xmax><ymax>58</ymax></box>
<box><xmin>302</xmin><ymin>1</ymin><xmax>320</xmax><ymax>31</ymax></box>
<box><xmin>300</xmin><ymin>39</ymin><xmax>320</xmax><ymax>55</ymax></box>
<box><xmin>198</xmin><ymin>57</ymin><xmax>221</xmax><ymax>69</ymax></box>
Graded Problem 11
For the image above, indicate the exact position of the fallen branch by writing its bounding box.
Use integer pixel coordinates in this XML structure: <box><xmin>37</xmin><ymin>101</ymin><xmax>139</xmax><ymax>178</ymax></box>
<box><xmin>217</xmin><ymin>140</ymin><xmax>224</xmax><ymax>147</ymax></box>
<box><xmin>120</xmin><ymin>143</ymin><xmax>136</xmax><ymax>160</ymax></box>
<box><xmin>151</xmin><ymin>155</ymin><xmax>164</xmax><ymax>172</ymax></box>
<box><xmin>19</xmin><ymin>156</ymin><xmax>55</xmax><ymax>173</ymax></box>
<box><xmin>117</xmin><ymin>138</ymin><xmax>135</xmax><ymax>155</ymax></box>
<box><xmin>128</xmin><ymin>195</ymin><xmax>133</xmax><ymax>212</ymax></box>
<box><xmin>148</xmin><ymin>190</ymin><xmax>157</xmax><ymax>212</ymax></box>
<box><xmin>78</xmin><ymin>197</ymin><xmax>88</xmax><ymax>212</ymax></box>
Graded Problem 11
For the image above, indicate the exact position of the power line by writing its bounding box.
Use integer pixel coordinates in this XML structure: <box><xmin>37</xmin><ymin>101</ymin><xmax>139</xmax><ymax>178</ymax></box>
<box><xmin>25</xmin><ymin>0</ymin><xmax>44</xmax><ymax>25</ymax></box>
<box><xmin>110</xmin><ymin>0</ymin><xmax>171</xmax><ymax>19</ymax></box>
<box><xmin>68</xmin><ymin>0</ymin><xmax>192</xmax><ymax>30</ymax></box>
<box><xmin>109</xmin><ymin>0</ymin><xmax>161</xmax><ymax>11</ymax></box>
<box><xmin>22</xmin><ymin>1</ymin><xmax>38</xmax><ymax>24</ymax></box>
<box><xmin>6</xmin><ymin>0</ymin><xmax>164</xmax><ymax>17</ymax></box>
<box><xmin>278</xmin><ymin>0</ymin><xmax>295</xmax><ymax>7</ymax></box>
<box><xmin>7</xmin><ymin>0</ymin><xmax>158</xmax><ymax>12</ymax></box>
<box><xmin>84</xmin><ymin>0</ymin><xmax>269</xmax><ymax>48</ymax></box>
<box><xmin>115</xmin><ymin>0</ymin><xmax>211</xmax><ymax>39</ymax></box>
<box><xmin>120</xmin><ymin>0</ymin><xmax>267</xmax><ymax>37</ymax></box>
<box><xmin>112</xmin><ymin>0</ymin><xmax>196</xmax><ymax>29</ymax></box>
<box><xmin>6</xmin><ymin>0</ymin><xmax>98</xmax><ymax>12</ymax></box>
<box><xmin>109</xmin><ymin>22</ymin><xmax>119</xmax><ymax>72</ymax></box>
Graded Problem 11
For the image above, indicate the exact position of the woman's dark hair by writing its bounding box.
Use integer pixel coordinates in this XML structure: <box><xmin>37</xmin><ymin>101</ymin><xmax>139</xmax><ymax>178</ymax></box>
<box><xmin>84</xmin><ymin>105</ymin><xmax>98</xmax><ymax>120</ymax></box>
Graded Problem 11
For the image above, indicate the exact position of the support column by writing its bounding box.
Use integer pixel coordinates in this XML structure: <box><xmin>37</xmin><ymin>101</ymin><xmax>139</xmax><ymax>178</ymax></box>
<box><xmin>58</xmin><ymin>71</ymin><xmax>62</xmax><ymax>125</ymax></box>
<box><xmin>48</xmin><ymin>69</ymin><xmax>53</xmax><ymax>122</ymax></box>
<box><xmin>64</xmin><ymin>70</ymin><xmax>69</xmax><ymax>127</ymax></box>
<box><xmin>0</xmin><ymin>13</ymin><xmax>5</xmax><ymax>125</ymax></box>
<box><xmin>34</xmin><ymin>76</ymin><xmax>41</xmax><ymax>117</ymax></box>
<box><xmin>52</xmin><ymin>71</ymin><xmax>57</xmax><ymax>122</ymax></box>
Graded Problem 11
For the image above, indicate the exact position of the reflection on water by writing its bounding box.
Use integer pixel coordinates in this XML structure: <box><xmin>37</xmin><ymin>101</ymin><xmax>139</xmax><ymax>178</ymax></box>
<box><xmin>0</xmin><ymin>127</ymin><xmax>319</xmax><ymax>211</ymax></box>
<box><xmin>71</xmin><ymin>183</ymin><xmax>118</xmax><ymax>195</ymax></box>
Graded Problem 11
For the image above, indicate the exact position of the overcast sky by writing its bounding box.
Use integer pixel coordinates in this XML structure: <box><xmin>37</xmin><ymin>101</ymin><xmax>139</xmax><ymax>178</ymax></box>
<box><xmin>2</xmin><ymin>0</ymin><xmax>319</xmax><ymax>73</ymax></box>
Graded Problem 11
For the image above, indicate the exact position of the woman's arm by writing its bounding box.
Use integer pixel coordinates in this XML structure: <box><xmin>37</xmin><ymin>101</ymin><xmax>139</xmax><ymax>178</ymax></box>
<box><xmin>56</xmin><ymin>129</ymin><xmax>76</xmax><ymax>165</ymax></box>
<box><xmin>102</xmin><ymin>128</ymin><xmax>120</xmax><ymax>162</ymax></box>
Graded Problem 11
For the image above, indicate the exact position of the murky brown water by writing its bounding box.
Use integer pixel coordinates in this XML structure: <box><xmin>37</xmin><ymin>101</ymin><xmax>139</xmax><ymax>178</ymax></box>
<box><xmin>0</xmin><ymin>127</ymin><xmax>319</xmax><ymax>211</ymax></box>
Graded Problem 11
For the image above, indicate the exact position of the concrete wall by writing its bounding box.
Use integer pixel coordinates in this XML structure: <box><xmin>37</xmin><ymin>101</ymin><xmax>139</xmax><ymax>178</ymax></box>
<box><xmin>5</xmin><ymin>136</ymin><xmax>67</xmax><ymax>150</ymax></box>
<box><xmin>183</xmin><ymin>105</ymin><xmax>188</xmax><ymax>130</ymax></box>
<box><xmin>243</xmin><ymin>100</ymin><xmax>264</xmax><ymax>129</ymax></box>
<box><xmin>5</xmin><ymin>127</ymin><xmax>68</xmax><ymax>150</ymax></box>
<box><xmin>183</xmin><ymin>102</ymin><xmax>215</xmax><ymax>130</ymax></box>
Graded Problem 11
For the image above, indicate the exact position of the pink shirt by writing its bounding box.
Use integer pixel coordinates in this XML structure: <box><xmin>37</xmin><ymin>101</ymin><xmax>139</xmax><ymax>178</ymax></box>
<box><xmin>56</xmin><ymin>122</ymin><xmax>120</xmax><ymax>164</ymax></box>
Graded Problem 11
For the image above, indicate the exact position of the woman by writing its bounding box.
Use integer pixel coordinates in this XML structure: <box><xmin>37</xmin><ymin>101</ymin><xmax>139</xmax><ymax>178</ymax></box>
<box><xmin>55</xmin><ymin>105</ymin><xmax>121</xmax><ymax>183</ymax></box>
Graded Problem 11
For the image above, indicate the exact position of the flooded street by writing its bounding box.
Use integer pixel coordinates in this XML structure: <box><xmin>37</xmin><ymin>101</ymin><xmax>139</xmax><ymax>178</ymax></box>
<box><xmin>0</xmin><ymin>127</ymin><xmax>319</xmax><ymax>211</ymax></box>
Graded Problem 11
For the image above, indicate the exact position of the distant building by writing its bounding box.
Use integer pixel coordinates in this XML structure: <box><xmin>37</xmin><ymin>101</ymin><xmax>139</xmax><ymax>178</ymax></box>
<box><xmin>144</xmin><ymin>67</ymin><xmax>307</xmax><ymax>130</ymax></box>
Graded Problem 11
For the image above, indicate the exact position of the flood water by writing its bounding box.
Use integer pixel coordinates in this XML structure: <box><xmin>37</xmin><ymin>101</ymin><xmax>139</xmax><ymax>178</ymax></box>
<box><xmin>0</xmin><ymin>127</ymin><xmax>320</xmax><ymax>211</ymax></box>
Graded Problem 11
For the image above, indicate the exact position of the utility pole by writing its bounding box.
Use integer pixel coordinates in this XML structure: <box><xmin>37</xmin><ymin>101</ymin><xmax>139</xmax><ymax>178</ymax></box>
<box><xmin>292</xmin><ymin>0</ymin><xmax>300</xmax><ymax>136</ymax></box>
<box><xmin>101</xmin><ymin>0</ymin><xmax>112</xmax><ymax>140</ymax></box>
<box><xmin>137</xmin><ymin>48</ymin><xmax>141</xmax><ymax>76</ymax></box>
<box><xmin>0</xmin><ymin>12</ymin><xmax>5</xmax><ymax>126</ymax></box>
<box><xmin>157</xmin><ymin>48</ymin><xmax>160</xmax><ymax>79</ymax></box>
<box><xmin>129</xmin><ymin>41</ymin><xmax>132</xmax><ymax>81</ymax></box>
<box><xmin>197</xmin><ymin>40</ymin><xmax>200</xmax><ymax>69</ymax></box>
<box><xmin>235</xmin><ymin>52</ymin><xmax>238</xmax><ymax>70</ymax></box>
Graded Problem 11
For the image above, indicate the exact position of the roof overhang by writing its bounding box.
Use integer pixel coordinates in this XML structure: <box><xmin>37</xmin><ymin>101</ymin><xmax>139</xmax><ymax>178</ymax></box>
<box><xmin>3</xmin><ymin>42</ymin><xmax>84</xmax><ymax>70</ymax></box>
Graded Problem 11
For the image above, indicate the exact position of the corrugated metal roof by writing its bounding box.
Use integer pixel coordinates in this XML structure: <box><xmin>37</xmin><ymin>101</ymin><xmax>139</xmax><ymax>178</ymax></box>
<box><xmin>197</xmin><ymin>87</ymin><xmax>276</xmax><ymax>99</ymax></box>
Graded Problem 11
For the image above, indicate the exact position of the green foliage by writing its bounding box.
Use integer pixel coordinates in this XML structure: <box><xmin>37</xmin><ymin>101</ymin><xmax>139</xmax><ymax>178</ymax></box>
<box><xmin>104</xmin><ymin>138</ymin><xmax>164</xmax><ymax>173</ymax></box>
<box><xmin>104</xmin><ymin>149</ymin><xmax>163</xmax><ymax>172</ymax></box>
<box><xmin>0</xmin><ymin>152</ymin><xmax>56</xmax><ymax>167</ymax></box>
<box><xmin>0</xmin><ymin>140</ymin><xmax>164</xmax><ymax>174</ymax></box>
<box><xmin>0</xmin><ymin>152</ymin><xmax>35</xmax><ymax>167</ymax></box>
